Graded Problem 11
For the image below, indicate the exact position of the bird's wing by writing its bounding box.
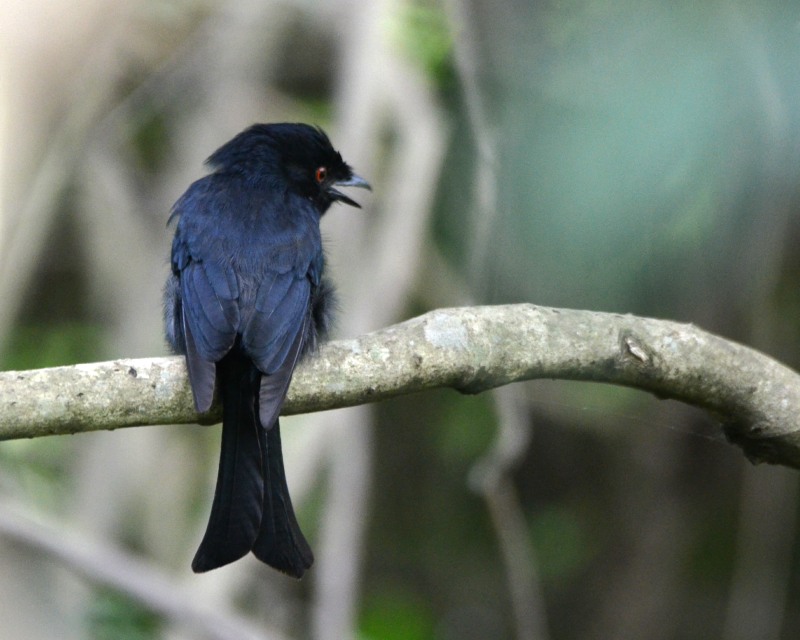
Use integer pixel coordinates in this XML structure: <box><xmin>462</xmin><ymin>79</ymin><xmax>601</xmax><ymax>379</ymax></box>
<box><xmin>172</xmin><ymin>227</ymin><xmax>241</xmax><ymax>413</ymax></box>
<box><xmin>242</xmin><ymin>268</ymin><xmax>312</xmax><ymax>429</ymax></box>
<box><xmin>181</xmin><ymin>309</ymin><xmax>216</xmax><ymax>413</ymax></box>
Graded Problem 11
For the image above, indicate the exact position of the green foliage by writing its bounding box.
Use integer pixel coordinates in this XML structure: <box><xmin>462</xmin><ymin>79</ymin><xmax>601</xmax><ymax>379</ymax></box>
<box><xmin>529</xmin><ymin>504</ymin><xmax>593</xmax><ymax>583</ymax></box>
<box><xmin>1</xmin><ymin>323</ymin><xmax>106</xmax><ymax>371</ymax></box>
<box><xmin>360</xmin><ymin>587</ymin><xmax>435</xmax><ymax>640</ymax></box>
<box><xmin>432</xmin><ymin>393</ymin><xmax>495</xmax><ymax>466</ymax></box>
<box><xmin>0</xmin><ymin>436</ymin><xmax>72</xmax><ymax>516</ymax></box>
<box><xmin>126</xmin><ymin>106</ymin><xmax>173</xmax><ymax>174</ymax></box>
<box><xmin>87</xmin><ymin>589</ymin><xmax>162</xmax><ymax>640</ymax></box>
<box><xmin>685</xmin><ymin>506</ymin><xmax>737</xmax><ymax>586</ymax></box>
<box><xmin>296</xmin><ymin>98</ymin><xmax>334</xmax><ymax>125</ymax></box>
<box><xmin>367</xmin><ymin>390</ymin><xmax>506</xmax><ymax>637</ymax></box>
<box><xmin>392</xmin><ymin>0</ymin><xmax>455</xmax><ymax>87</ymax></box>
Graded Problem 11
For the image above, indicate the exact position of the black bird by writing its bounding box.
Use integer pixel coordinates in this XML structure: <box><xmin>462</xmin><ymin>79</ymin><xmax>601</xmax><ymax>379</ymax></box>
<box><xmin>164</xmin><ymin>123</ymin><xmax>370</xmax><ymax>576</ymax></box>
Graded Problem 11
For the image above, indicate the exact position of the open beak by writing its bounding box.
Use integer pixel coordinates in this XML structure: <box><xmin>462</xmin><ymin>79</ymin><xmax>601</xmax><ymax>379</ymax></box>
<box><xmin>330</xmin><ymin>174</ymin><xmax>371</xmax><ymax>208</ymax></box>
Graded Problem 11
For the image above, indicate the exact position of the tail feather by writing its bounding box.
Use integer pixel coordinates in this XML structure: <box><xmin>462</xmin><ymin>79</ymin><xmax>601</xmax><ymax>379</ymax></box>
<box><xmin>192</xmin><ymin>354</ymin><xmax>263</xmax><ymax>573</ymax></box>
<box><xmin>251</xmin><ymin>419</ymin><xmax>314</xmax><ymax>577</ymax></box>
<box><xmin>191</xmin><ymin>349</ymin><xmax>313</xmax><ymax>577</ymax></box>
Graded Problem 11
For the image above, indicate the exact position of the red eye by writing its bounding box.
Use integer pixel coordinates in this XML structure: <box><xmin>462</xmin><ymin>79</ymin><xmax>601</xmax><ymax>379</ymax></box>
<box><xmin>315</xmin><ymin>166</ymin><xmax>327</xmax><ymax>183</ymax></box>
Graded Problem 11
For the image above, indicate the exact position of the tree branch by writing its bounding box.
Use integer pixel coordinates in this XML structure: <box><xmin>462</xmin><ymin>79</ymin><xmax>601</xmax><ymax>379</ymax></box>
<box><xmin>2</xmin><ymin>305</ymin><xmax>799</xmax><ymax>468</ymax></box>
<box><xmin>0</xmin><ymin>500</ymin><xmax>283</xmax><ymax>640</ymax></box>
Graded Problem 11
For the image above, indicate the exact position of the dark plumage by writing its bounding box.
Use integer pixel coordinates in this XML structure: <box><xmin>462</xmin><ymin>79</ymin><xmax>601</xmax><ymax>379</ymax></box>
<box><xmin>164</xmin><ymin>123</ymin><xmax>369</xmax><ymax>576</ymax></box>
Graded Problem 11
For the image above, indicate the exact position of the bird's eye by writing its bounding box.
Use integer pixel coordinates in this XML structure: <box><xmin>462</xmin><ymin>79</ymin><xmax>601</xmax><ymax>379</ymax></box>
<box><xmin>315</xmin><ymin>167</ymin><xmax>327</xmax><ymax>183</ymax></box>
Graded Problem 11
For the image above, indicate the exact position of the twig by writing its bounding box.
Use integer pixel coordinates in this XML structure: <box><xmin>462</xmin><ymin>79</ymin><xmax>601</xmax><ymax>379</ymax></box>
<box><xmin>445</xmin><ymin>4</ymin><xmax>551</xmax><ymax>635</ymax></box>
<box><xmin>443</xmin><ymin>0</ymin><xmax>500</xmax><ymax>285</ymax></box>
<box><xmin>314</xmin><ymin>0</ymin><xmax>449</xmax><ymax>636</ymax></box>
<box><xmin>470</xmin><ymin>385</ymin><xmax>549</xmax><ymax>640</ymax></box>
<box><xmin>0</xmin><ymin>501</ymin><xmax>285</xmax><ymax>640</ymax></box>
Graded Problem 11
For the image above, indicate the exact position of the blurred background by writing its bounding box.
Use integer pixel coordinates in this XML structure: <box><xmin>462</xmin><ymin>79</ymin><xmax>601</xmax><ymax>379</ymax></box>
<box><xmin>1</xmin><ymin>1</ymin><xmax>800</xmax><ymax>639</ymax></box>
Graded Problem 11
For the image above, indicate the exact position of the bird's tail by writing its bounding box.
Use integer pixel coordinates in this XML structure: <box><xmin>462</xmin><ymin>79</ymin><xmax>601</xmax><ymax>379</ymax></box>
<box><xmin>192</xmin><ymin>353</ymin><xmax>263</xmax><ymax>572</ymax></box>
<box><xmin>251</xmin><ymin>418</ymin><xmax>314</xmax><ymax>577</ymax></box>
<box><xmin>191</xmin><ymin>351</ymin><xmax>313</xmax><ymax>576</ymax></box>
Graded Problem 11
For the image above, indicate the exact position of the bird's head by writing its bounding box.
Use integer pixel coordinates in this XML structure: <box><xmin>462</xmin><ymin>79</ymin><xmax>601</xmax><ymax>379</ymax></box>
<box><xmin>207</xmin><ymin>123</ymin><xmax>370</xmax><ymax>213</ymax></box>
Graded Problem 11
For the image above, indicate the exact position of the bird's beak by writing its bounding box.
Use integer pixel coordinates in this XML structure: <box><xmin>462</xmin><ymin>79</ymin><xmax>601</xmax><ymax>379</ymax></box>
<box><xmin>330</xmin><ymin>174</ymin><xmax>371</xmax><ymax>208</ymax></box>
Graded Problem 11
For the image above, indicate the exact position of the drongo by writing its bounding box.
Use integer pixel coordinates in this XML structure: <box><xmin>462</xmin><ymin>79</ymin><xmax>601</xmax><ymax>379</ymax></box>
<box><xmin>164</xmin><ymin>123</ymin><xmax>369</xmax><ymax>576</ymax></box>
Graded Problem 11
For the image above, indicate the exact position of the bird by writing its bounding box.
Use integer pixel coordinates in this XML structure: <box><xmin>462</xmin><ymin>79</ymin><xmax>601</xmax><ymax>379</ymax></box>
<box><xmin>163</xmin><ymin>123</ymin><xmax>370</xmax><ymax>576</ymax></box>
